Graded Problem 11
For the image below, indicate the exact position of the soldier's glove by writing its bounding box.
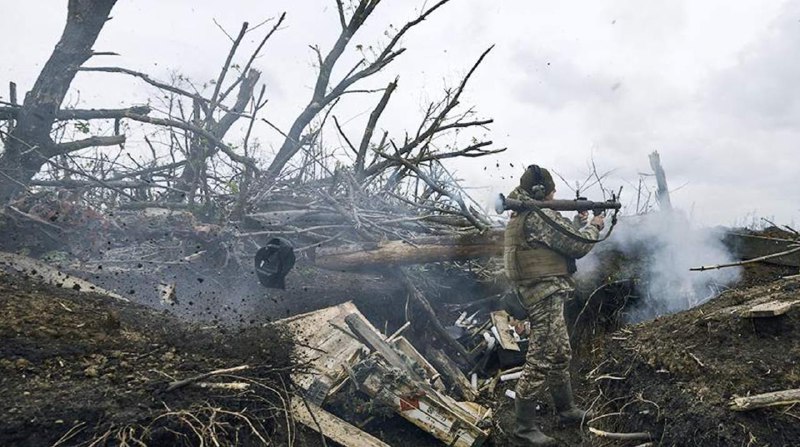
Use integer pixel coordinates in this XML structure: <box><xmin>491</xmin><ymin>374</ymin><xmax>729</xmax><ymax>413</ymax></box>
<box><xmin>574</xmin><ymin>211</ymin><xmax>589</xmax><ymax>228</ymax></box>
<box><xmin>590</xmin><ymin>215</ymin><xmax>605</xmax><ymax>231</ymax></box>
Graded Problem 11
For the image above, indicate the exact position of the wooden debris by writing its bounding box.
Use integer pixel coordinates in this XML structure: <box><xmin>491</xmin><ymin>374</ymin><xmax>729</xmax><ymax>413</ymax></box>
<box><xmin>490</xmin><ymin>310</ymin><xmax>520</xmax><ymax>352</ymax></box>
<box><xmin>392</xmin><ymin>337</ymin><xmax>445</xmax><ymax>391</ymax></box>
<box><xmin>290</xmin><ymin>396</ymin><xmax>390</xmax><ymax>447</ymax></box>
<box><xmin>589</xmin><ymin>427</ymin><xmax>653</xmax><ymax>441</ymax></box>
<box><xmin>158</xmin><ymin>282</ymin><xmax>177</xmax><ymax>305</ymax></box>
<box><xmin>426</xmin><ymin>347</ymin><xmax>478</xmax><ymax>401</ymax></box>
<box><xmin>395</xmin><ymin>270</ymin><xmax>472</xmax><ymax>363</ymax></box>
<box><xmin>166</xmin><ymin>365</ymin><xmax>249</xmax><ymax>392</ymax></box>
<box><xmin>278</xmin><ymin>302</ymin><xmax>373</xmax><ymax>402</ymax></box>
<box><xmin>386</xmin><ymin>321</ymin><xmax>411</xmax><ymax>342</ymax></box>
<box><xmin>741</xmin><ymin>300</ymin><xmax>800</xmax><ymax>318</ymax></box>
<box><xmin>345</xmin><ymin>313</ymin><xmax>422</xmax><ymax>381</ymax></box>
<box><xmin>278</xmin><ymin>302</ymin><xmax>492</xmax><ymax>444</ymax></box>
<box><xmin>729</xmin><ymin>389</ymin><xmax>800</xmax><ymax>411</ymax></box>
<box><xmin>354</xmin><ymin>357</ymin><xmax>491</xmax><ymax>447</ymax></box>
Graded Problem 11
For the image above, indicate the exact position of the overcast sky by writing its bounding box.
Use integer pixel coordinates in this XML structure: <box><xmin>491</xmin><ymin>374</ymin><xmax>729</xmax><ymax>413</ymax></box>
<box><xmin>2</xmin><ymin>0</ymin><xmax>798</xmax><ymax>227</ymax></box>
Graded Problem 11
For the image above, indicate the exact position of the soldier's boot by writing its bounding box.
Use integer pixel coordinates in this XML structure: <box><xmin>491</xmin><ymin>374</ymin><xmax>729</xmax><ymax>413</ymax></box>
<box><xmin>510</xmin><ymin>397</ymin><xmax>557</xmax><ymax>447</ymax></box>
<box><xmin>550</xmin><ymin>378</ymin><xmax>591</xmax><ymax>426</ymax></box>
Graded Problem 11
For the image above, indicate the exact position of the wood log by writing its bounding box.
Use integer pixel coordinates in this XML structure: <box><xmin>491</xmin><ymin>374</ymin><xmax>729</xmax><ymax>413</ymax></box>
<box><xmin>729</xmin><ymin>389</ymin><xmax>800</xmax><ymax>411</ymax></box>
<box><xmin>314</xmin><ymin>230</ymin><xmax>503</xmax><ymax>270</ymax></box>
<box><xmin>426</xmin><ymin>347</ymin><xmax>478</xmax><ymax>401</ymax></box>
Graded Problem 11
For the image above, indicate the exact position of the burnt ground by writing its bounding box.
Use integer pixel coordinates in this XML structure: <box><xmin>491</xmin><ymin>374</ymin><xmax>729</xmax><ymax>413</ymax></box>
<box><xmin>583</xmin><ymin>274</ymin><xmax>800</xmax><ymax>447</ymax></box>
<box><xmin>1</xmin><ymin>242</ymin><xmax>798</xmax><ymax>446</ymax></box>
<box><xmin>480</xmin><ymin>261</ymin><xmax>799</xmax><ymax>447</ymax></box>
<box><xmin>0</xmin><ymin>272</ymin><xmax>311</xmax><ymax>447</ymax></box>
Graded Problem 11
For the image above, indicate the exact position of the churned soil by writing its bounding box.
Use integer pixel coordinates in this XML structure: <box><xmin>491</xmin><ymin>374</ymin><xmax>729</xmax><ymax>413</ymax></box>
<box><xmin>484</xmin><ymin>270</ymin><xmax>799</xmax><ymax>447</ymax></box>
<box><xmin>0</xmin><ymin>272</ymin><xmax>304</xmax><ymax>447</ymax></box>
<box><xmin>2</xmin><ymin>246</ymin><xmax>797</xmax><ymax>446</ymax></box>
<box><xmin>584</xmin><ymin>275</ymin><xmax>800</xmax><ymax>446</ymax></box>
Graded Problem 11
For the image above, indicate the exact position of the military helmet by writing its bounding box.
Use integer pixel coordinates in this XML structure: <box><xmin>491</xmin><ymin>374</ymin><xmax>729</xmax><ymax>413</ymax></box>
<box><xmin>519</xmin><ymin>164</ymin><xmax>555</xmax><ymax>199</ymax></box>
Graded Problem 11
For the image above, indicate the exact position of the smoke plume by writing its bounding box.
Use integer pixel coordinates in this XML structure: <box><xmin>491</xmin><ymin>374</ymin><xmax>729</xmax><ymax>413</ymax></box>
<box><xmin>576</xmin><ymin>210</ymin><xmax>741</xmax><ymax>322</ymax></box>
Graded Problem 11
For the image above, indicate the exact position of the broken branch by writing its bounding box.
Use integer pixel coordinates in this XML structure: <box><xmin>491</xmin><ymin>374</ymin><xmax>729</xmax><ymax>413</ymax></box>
<box><xmin>729</xmin><ymin>389</ymin><xmax>800</xmax><ymax>411</ymax></box>
<box><xmin>691</xmin><ymin>245</ymin><xmax>800</xmax><ymax>271</ymax></box>
<box><xmin>165</xmin><ymin>365</ymin><xmax>250</xmax><ymax>392</ymax></box>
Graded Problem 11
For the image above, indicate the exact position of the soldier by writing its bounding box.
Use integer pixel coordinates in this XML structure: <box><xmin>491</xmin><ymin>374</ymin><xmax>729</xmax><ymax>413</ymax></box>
<box><xmin>503</xmin><ymin>165</ymin><xmax>605</xmax><ymax>446</ymax></box>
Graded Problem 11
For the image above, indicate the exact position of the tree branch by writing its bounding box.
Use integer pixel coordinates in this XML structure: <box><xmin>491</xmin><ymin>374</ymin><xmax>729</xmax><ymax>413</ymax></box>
<box><xmin>52</xmin><ymin>135</ymin><xmax>126</xmax><ymax>156</ymax></box>
<box><xmin>205</xmin><ymin>22</ymin><xmax>249</xmax><ymax>125</ymax></box>
<box><xmin>356</xmin><ymin>77</ymin><xmax>397</xmax><ymax>176</ymax></box>
<box><xmin>218</xmin><ymin>13</ymin><xmax>285</xmax><ymax>105</ymax></box>
<box><xmin>121</xmin><ymin>113</ymin><xmax>258</xmax><ymax>171</ymax></box>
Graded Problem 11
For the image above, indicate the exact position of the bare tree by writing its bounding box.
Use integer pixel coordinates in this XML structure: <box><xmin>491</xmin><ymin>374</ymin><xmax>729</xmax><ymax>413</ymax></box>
<box><xmin>256</xmin><ymin>0</ymin><xmax>456</xmax><ymax>188</ymax></box>
<box><xmin>0</xmin><ymin>0</ymin><xmax>119</xmax><ymax>204</ymax></box>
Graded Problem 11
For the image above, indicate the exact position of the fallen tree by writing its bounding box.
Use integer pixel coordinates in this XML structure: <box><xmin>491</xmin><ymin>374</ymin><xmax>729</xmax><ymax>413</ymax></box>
<box><xmin>313</xmin><ymin>230</ymin><xmax>503</xmax><ymax>270</ymax></box>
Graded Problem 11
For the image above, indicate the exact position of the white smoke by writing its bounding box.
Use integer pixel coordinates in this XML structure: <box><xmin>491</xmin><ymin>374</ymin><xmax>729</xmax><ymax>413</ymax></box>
<box><xmin>576</xmin><ymin>209</ymin><xmax>741</xmax><ymax>322</ymax></box>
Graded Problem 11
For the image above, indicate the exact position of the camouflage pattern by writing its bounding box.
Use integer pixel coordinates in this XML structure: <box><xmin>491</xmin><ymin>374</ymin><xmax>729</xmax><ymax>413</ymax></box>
<box><xmin>514</xmin><ymin>290</ymin><xmax>572</xmax><ymax>400</ymax></box>
<box><xmin>503</xmin><ymin>186</ymin><xmax>602</xmax><ymax>401</ymax></box>
<box><xmin>507</xmin><ymin>186</ymin><xmax>600</xmax><ymax>261</ymax></box>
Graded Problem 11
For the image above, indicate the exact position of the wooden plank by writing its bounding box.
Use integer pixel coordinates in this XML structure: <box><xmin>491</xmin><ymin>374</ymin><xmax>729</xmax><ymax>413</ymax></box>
<box><xmin>290</xmin><ymin>396</ymin><xmax>390</xmax><ymax>447</ymax></box>
<box><xmin>729</xmin><ymin>389</ymin><xmax>800</xmax><ymax>411</ymax></box>
<box><xmin>0</xmin><ymin>252</ymin><xmax>128</xmax><ymax>301</ymax></box>
<box><xmin>491</xmin><ymin>311</ymin><xmax>520</xmax><ymax>352</ymax></box>
<box><xmin>392</xmin><ymin>337</ymin><xmax>445</xmax><ymax>391</ymax></box>
<box><xmin>742</xmin><ymin>300</ymin><xmax>800</xmax><ymax>318</ymax></box>
<box><xmin>279</xmin><ymin>302</ymin><xmax>373</xmax><ymax>397</ymax></box>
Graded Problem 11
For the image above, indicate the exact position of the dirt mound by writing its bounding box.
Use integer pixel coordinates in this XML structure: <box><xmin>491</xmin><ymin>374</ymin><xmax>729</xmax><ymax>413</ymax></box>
<box><xmin>0</xmin><ymin>272</ymin><xmax>303</xmax><ymax>447</ymax></box>
<box><xmin>587</xmin><ymin>276</ymin><xmax>800</xmax><ymax>446</ymax></box>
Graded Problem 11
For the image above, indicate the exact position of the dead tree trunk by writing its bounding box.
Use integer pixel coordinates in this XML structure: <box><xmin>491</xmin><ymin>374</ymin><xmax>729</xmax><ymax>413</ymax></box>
<box><xmin>648</xmin><ymin>150</ymin><xmax>672</xmax><ymax>212</ymax></box>
<box><xmin>0</xmin><ymin>0</ymin><xmax>118</xmax><ymax>204</ymax></box>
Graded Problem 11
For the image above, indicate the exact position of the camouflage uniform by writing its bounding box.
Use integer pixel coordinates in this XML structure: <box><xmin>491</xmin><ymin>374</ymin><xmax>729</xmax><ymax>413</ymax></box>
<box><xmin>504</xmin><ymin>186</ymin><xmax>600</xmax><ymax>401</ymax></box>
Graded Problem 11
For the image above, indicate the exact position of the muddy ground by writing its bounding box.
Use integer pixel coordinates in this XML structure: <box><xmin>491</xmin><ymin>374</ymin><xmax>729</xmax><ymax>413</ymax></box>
<box><xmin>1</xmin><ymin>248</ymin><xmax>798</xmax><ymax>446</ymax></box>
<box><xmin>0</xmin><ymin>272</ymin><xmax>313</xmax><ymax>447</ymax></box>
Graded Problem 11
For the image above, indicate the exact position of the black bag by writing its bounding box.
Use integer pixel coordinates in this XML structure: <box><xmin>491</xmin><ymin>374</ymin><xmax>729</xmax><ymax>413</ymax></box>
<box><xmin>254</xmin><ymin>237</ymin><xmax>295</xmax><ymax>289</ymax></box>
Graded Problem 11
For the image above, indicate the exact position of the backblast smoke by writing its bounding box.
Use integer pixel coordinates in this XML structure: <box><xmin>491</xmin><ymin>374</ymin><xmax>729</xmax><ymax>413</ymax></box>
<box><xmin>576</xmin><ymin>210</ymin><xmax>741</xmax><ymax>322</ymax></box>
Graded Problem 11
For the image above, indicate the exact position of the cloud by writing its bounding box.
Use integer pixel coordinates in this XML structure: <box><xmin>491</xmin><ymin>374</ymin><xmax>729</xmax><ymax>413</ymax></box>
<box><xmin>510</xmin><ymin>47</ymin><xmax>622</xmax><ymax>111</ymax></box>
<box><xmin>706</xmin><ymin>2</ymin><xmax>800</xmax><ymax>129</ymax></box>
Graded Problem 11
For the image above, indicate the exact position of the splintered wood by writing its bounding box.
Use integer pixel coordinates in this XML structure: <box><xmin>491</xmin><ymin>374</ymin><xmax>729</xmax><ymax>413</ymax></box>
<box><xmin>491</xmin><ymin>310</ymin><xmax>521</xmax><ymax>352</ymax></box>
<box><xmin>355</xmin><ymin>358</ymin><xmax>491</xmax><ymax>447</ymax></box>
<box><xmin>278</xmin><ymin>302</ymin><xmax>372</xmax><ymax>400</ymax></box>
<box><xmin>278</xmin><ymin>302</ymin><xmax>491</xmax><ymax>447</ymax></box>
